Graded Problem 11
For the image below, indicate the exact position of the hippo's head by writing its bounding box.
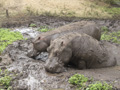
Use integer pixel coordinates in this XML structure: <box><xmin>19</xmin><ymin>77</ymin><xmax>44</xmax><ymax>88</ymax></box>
<box><xmin>33</xmin><ymin>36</ymin><xmax>49</xmax><ymax>53</ymax></box>
<box><xmin>45</xmin><ymin>57</ymin><xmax>66</xmax><ymax>73</ymax></box>
<box><xmin>45</xmin><ymin>39</ymin><xmax>72</xmax><ymax>73</ymax></box>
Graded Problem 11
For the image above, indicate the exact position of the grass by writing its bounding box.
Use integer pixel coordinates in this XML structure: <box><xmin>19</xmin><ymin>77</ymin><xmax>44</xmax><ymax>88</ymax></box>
<box><xmin>37</xmin><ymin>26</ymin><xmax>52</xmax><ymax>32</ymax></box>
<box><xmin>0</xmin><ymin>69</ymin><xmax>12</xmax><ymax>90</ymax></box>
<box><xmin>0</xmin><ymin>28</ymin><xmax>24</xmax><ymax>54</ymax></box>
<box><xmin>0</xmin><ymin>76</ymin><xmax>11</xmax><ymax>89</ymax></box>
<box><xmin>0</xmin><ymin>0</ymin><xmax>118</xmax><ymax>19</ymax></box>
<box><xmin>0</xmin><ymin>0</ymin><xmax>119</xmax><ymax>27</ymax></box>
<box><xmin>29</xmin><ymin>24</ymin><xmax>52</xmax><ymax>32</ymax></box>
<box><xmin>69</xmin><ymin>74</ymin><xmax>113</xmax><ymax>90</ymax></box>
<box><xmin>101</xmin><ymin>26</ymin><xmax>120</xmax><ymax>44</ymax></box>
<box><xmin>105</xmin><ymin>7</ymin><xmax>120</xmax><ymax>15</ymax></box>
<box><xmin>104</xmin><ymin>7</ymin><xmax>120</xmax><ymax>19</ymax></box>
<box><xmin>86</xmin><ymin>82</ymin><xmax>112</xmax><ymax>90</ymax></box>
<box><xmin>69</xmin><ymin>74</ymin><xmax>88</xmax><ymax>89</ymax></box>
<box><xmin>29</xmin><ymin>23</ymin><xmax>37</xmax><ymax>27</ymax></box>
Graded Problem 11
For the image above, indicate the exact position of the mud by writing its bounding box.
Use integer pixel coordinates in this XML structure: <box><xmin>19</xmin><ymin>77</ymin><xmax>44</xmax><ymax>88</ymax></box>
<box><xmin>1</xmin><ymin>16</ymin><xmax>120</xmax><ymax>32</ymax></box>
<box><xmin>0</xmin><ymin>17</ymin><xmax>120</xmax><ymax>90</ymax></box>
<box><xmin>12</xmin><ymin>27</ymin><xmax>41</xmax><ymax>39</ymax></box>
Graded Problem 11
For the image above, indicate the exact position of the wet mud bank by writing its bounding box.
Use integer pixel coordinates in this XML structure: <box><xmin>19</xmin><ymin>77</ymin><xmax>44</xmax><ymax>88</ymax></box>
<box><xmin>1</xmin><ymin>39</ymin><xmax>120</xmax><ymax>90</ymax></box>
<box><xmin>1</xmin><ymin>16</ymin><xmax>120</xmax><ymax>32</ymax></box>
<box><xmin>0</xmin><ymin>17</ymin><xmax>120</xmax><ymax>90</ymax></box>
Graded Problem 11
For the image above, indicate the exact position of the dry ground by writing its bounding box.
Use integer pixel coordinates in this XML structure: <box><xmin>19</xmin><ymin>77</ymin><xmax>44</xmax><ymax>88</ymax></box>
<box><xmin>0</xmin><ymin>0</ymin><xmax>110</xmax><ymax>18</ymax></box>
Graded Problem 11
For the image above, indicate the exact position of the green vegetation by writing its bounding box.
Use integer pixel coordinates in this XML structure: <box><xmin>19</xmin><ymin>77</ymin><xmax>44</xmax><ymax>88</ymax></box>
<box><xmin>101</xmin><ymin>31</ymin><xmax>120</xmax><ymax>44</ymax></box>
<box><xmin>69</xmin><ymin>74</ymin><xmax>113</xmax><ymax>90</ymax></box>
<box><xmin>0</xmin><ymin>69</ymin><xmax>12</xmax><ymax>89</ymax></box>
<box><xmin>100</xmin><ymin>0</ymin><xmax>120</xmax><ymax>18</ymax></box>
<box><xmin>86</xmin><ymin>82</ymin><xmax>112</xmax><ymax>90</ymax></box>
<box><xmin>69</xmin><ymin>74</ymin><xmax>88</xmax><ymax>89</ymax></box>
<box><xmin>104</xmin><ymin>7</ymin><xmax>120</xmax><ymax>18</ymax></box>
<box><xmin>0</xmin><ymin>76</ymin><xmax>11</xmax><ymax>88</ymax></box>
<box><xmin>29</xmin><ymin>23</ymin><xmax>37</xmax><ymax>27</ymax></box>
<box><xmin>37</xmin><ymin>26</ymin><xmax>52</xmax><ymax>32</ymax></box>
<box><xmin>69</xmin><ymin>74</ymin><xmax>88</xmax><ymax>86</ymax></box>
<box><xmin>101</xmin><ymin>27</ymin><xmax>120</xmax><ymax>44</ymax></box>
<box><xmin>101</xmin><ymin>26</ymin><xmax>109</xmax><ymax>32</ymax></box>
<box><xmin>105</xmin><ymin>7</ymin><xmax>120</xmax><ymax>15</ymax></box>
<box><xmin>100</xmin><ymin>0</ymin><xmax>120</xmax><ymax>5</ymax></box>
<box><xmin>0</xmin><ymin>28</ymin><xmax>24</xmax><ymax>54</ymax></box>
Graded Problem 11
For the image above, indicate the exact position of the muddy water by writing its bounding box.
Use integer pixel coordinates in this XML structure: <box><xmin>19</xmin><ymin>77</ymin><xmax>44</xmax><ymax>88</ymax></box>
<box><xmin>1</xmin><ymin>19</ymin><xmax>120</xmax><ymax>90</ymax></box>
<box><xmin>12</xmin><ymin>27</ymin><xmax>41</xmax><ymax>38</ymax></box>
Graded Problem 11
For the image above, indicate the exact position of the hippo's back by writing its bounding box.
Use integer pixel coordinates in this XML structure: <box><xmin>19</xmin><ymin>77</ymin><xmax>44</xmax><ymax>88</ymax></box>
<box><xmin>39</xmin><ymin>21</ymin><xmax>100</xmax><ymax>38</ymax></box>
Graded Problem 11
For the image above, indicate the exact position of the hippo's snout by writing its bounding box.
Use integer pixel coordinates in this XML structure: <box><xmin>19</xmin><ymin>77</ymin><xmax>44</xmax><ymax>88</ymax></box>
<box><xmin>45</xmin><ymin>57</ymin><xmax>65</xmax><ymax>73</ymax></box>
<box><xmin>45</xmin><ymin>65</ymin><xmax>54</xmax><ymax>73</ymax></box>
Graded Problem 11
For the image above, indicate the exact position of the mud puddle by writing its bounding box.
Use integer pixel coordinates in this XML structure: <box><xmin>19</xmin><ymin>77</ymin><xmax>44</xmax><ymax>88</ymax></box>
<box><xmin>12</xmin><ymin>27</ymin><xmax>41</xmax><ymax>39</ymax></box>
<box><xmin>0</xmin><ymin>19</ymin><xmax>120</xmax><ymax>90</ymax></box>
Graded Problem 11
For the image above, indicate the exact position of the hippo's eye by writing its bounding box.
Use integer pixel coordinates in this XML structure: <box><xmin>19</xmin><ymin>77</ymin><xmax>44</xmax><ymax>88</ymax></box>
<box><xmin>56</xmin><ymin>53</ymin><xmax>58</xmax><ymax>56</ymax></box>
<box><xmin>55</xmin><ymin>51</ymin><xmax>59</xmax><ymax>56</ymax></box>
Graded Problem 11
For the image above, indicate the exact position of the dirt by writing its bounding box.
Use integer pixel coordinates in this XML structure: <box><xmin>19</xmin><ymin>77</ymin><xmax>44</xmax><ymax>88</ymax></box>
<box><xmin>0</xmin><ymin>16</ymin><xmax>120</xmax><ymax>90</ymax></box>
<box><xmin>1</xmin><ymin>16</ymin><xmax>120</xmax><ymax>32</ymax></box>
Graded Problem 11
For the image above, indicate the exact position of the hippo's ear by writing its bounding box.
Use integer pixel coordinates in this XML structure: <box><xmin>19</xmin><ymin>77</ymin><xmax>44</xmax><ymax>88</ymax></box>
<box><xmin>38</xmin><ymin>37</ymin><xmax>41</xmax><ymax>40</ymax></box>
<box><xmin>61</xmin><ymin>41</ymin><xmax>65</xmax><ymax>46</ymax></box>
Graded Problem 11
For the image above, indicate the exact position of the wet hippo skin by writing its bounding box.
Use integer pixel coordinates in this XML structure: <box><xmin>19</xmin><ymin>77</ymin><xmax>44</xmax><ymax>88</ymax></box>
<box><xmin>45</xmin><ymin>32</ymin><xmax>116</xmax><ymax>73</ymax></box>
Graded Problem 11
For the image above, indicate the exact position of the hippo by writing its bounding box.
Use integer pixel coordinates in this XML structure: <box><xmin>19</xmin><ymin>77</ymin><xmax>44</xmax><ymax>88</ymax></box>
<box><xmin>45</xmin><ymin>32</ymin><xmax>116</xmax><ymax>73</ymax></box>
<box><xmin>32</xmin><ymin>21</ymin><xmax>101</xmax><ymax>57</ymax></box>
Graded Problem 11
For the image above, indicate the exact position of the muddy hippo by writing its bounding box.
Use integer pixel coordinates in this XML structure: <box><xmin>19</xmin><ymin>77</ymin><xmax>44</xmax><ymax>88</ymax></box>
<box><xmin>45</xmin><ymin>32</ymin><xmax>116</xmax><ymax>73</ymax></box>
<box><xmin>32</xmin><ymin>21</ymin><xmax>101</xmax><ymax>56</ymax></box>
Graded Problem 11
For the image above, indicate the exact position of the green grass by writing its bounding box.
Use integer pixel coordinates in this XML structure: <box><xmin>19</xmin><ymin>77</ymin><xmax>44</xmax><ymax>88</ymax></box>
<box><xmin>86</xmin><ymin>82</ymin><xmax>112</xmax><ymax>90</ymax></box>
<box><xmin>37</xmin><ymin>26</ymin><xmax>52</xmax><ymax>32</ymax></box>
<box><xmin>0</xmin><ymin>28</ymin><xmax>24</xmax><ymax>54</ymax></box>
<box><xmin>0</xmin><ymin>76</ymin><xmax>12</xmax><ymax>88</ymax></box>
<box><xmin>101</xmin><ymin>0</ymin><xmax>120</xmax><ymax>4</ymax></box>
<box><xmin>29</xmin><ymin>23</ymin><xmax>37</xmax><ymax>27</ymax></box>
<box><xmin>103</xmin><ymin>0</ymin><xmax>120</xmax><ymax>18</ymax></box>
<box><xmin>104</xmin><ymin>7</ymin><xmax>120</xmax><ymax>18</ymax></box>
<box><xmin>0</xmin><ymin>69</ymin><xmax>12</xmax><ymax>89</ymax></box>
<box><xmin>101</xmin><ymin>26</ymin><xmax>109</xmax><ymax>32</ymax></box>
<box><xmin>69</xmin><ymin>74</ymin><xmax>88</xmax><ymax>85</ymax></box>
<box><xmin>101</xmin><ymin>28</ymin><xmax>120</xmax><ymax>44</ymax></box>
<box><xmin>69</xmin><ymin>74</ymin><xmax>88</xmax><ymax>89</ymax></box>
<box><xmin>69</xmin><ymin>74</ymin><xmax>113</xmax><ymax>90</ymax></box>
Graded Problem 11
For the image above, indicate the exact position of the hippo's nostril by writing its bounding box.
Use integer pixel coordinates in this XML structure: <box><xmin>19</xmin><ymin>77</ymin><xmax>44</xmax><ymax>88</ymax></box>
<box><xmin>49</xmin><ymin>67</ymin><xmax>52</xmax><ymax>70</ymax></box>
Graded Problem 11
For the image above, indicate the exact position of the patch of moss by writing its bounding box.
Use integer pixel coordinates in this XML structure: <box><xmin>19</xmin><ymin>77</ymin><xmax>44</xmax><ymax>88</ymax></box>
<box><xmin>0</xmin><ymin>28</ymin><xmax>24</xmax><ymax>54</ymax></box>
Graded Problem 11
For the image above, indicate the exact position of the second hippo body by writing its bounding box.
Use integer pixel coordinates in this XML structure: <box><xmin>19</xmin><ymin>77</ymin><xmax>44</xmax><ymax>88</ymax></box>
<box><xmin>33</xmin><ymin>21</ymin><xmax>101</xmax><ymax>55</ymax></box>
